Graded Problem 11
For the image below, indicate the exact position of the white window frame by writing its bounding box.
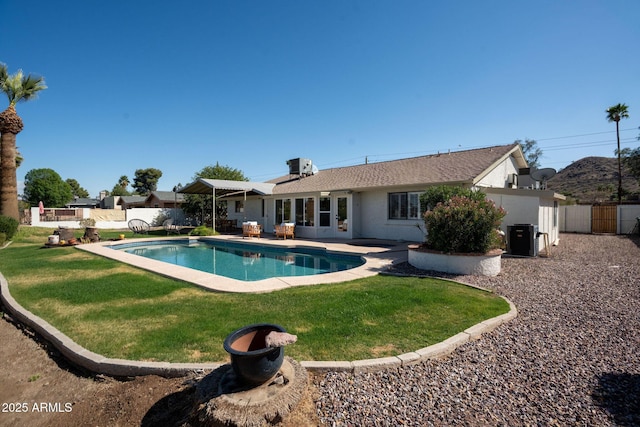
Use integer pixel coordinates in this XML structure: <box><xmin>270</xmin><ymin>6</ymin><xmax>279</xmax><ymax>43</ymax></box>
<box><xmin>295</xmin><ymin>197</ymin><xmax>315</xmax><ymax>227</ymax></box>
<box><xmin>388</xmin><ymin>191</ymin><xmax>422</xmax><ymax>220</ymax></box>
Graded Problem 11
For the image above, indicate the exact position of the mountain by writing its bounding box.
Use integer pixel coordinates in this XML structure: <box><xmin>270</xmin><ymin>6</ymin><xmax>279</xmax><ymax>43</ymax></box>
<box><xmin>546</xmin><ymin>157</ymin><xmax>640</xmax><ymax>204</ymax></box>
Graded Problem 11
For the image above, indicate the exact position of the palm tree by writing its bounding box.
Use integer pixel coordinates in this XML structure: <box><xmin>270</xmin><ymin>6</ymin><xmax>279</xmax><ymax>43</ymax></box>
<box><xmin>0</xmin><ymin>63</ymin><xmax>47</xmax><ymax>220</ymax></box>
<box><xmin>606</xmin><ymin>103</ymin><xmax>629</xmax><ymax>203</ymax></box>
<box><xmin>117</xmin><ymin>175</ymin><xmax>130</xmax><ymax>190</ymax></box>
<box><xmin>15</xmin><ymin>147</ymin><xmax>23</xmax><ymax>168</ymax></box>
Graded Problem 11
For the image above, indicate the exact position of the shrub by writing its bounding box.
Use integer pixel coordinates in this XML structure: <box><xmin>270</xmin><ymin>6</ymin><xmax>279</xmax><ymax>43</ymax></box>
<box><xmin>420</xmin><ymin>185</ymin><xmax>485</xmax><ymax>211</ymax></box>
<box><xmin>0</xmin><ymin>232</ymin><xmax>6</xmax><ymax>246</ymax></box>
<box><xmin>153</xmin><ymin>212</ymin><xmax>170</xmax><ymax>227</ymax></box>
<box><xmin>79</xmin><ymin>218</ymin><xmax>96</xmax><ymax>227</ymax></box>
<box><xmin>0</xmin><ymin>215</ymin><xmax>19</xmax><ymax>240</ymax></box>
<box><xmin>188</xmin><ymin>226</ymin><xmax>217</xmax><ymax>236</ymax></box>
<box><xmin>424</xmin><ymin>195</ymin><xmax>506</xmax><ymax>254</ymax></box>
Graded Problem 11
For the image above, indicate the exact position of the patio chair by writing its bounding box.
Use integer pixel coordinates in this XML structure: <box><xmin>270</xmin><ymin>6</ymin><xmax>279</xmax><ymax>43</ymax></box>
<box><xmin>128</xmin><ymin>219</ymin><xmax>150</xmax><ymax>235</ymax></box>
<box><xmin>163</xmin><ymin>218</ymin><xmax>181</xmax><ymax>235</ymax></box>
<box><xmin>242</xmin><ymin>221</ymin><xmax>262</xmax><ymax>238</ymax></box>
<box><xmin>274</xmin><ymin>223</ymin><xmax>295</xmax><ymax>240</ymax></box>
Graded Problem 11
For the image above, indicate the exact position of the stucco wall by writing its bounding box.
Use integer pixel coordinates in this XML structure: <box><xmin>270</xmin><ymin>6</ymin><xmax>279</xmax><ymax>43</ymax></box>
<box><xmin>126</xmin><ymin>208</ymin><xmax>179</xmax><ymax>226</ymax></box>
<box><xmin>537</xmin><ymin>198</ymin><xmax>559</xmax><ymax>244</ymax></box>
<box><xmin>477</xmin><ymin>157</ymin><xmax>519</xmax><ymax>188</ymax></box>
<box><xmin>227</xmin><ymin>197</ymin><xmax>264</xmax><ymax>229</ymax></box>
<box><xmin>30</xmin><ymin>207</ymin><xmax>184</xmax><ymax>229</ymax></box>
<box><xmin>359</xmin><ymin>190</ymin><xmax>425</xmax><ymax>242</ymax></box>
<box><xmin>485</xmin><ymin>192</ymin><xmax>539</xmax><ymax>232</ymax></box>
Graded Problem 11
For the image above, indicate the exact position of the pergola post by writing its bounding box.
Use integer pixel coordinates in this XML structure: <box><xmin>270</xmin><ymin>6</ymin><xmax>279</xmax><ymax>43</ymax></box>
<box><xmin>212</xmin><ymin>186</ymin><xmax>216</xmax><ymax>233</ymax></box>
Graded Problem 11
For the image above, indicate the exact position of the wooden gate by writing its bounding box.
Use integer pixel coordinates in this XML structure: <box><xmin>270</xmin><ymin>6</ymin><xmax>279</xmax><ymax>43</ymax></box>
<box><xmin>591</xmin><ymin>205</ymin><xmax>617</xmax><ymax>233</ymax></box>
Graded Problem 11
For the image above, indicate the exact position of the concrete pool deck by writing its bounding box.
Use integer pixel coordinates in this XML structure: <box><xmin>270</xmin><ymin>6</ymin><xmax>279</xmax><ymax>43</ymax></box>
<box><xmin>77</xmin><ymin>235</ymin><xmax>410</xmax><ymax>293</ymax></box>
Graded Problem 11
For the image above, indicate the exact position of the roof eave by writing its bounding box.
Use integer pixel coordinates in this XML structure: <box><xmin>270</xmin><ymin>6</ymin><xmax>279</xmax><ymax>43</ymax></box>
<box><xmin>472</xmin><ymin>143</ymin><xmax>527</xmax><ymax>185</ymax></box>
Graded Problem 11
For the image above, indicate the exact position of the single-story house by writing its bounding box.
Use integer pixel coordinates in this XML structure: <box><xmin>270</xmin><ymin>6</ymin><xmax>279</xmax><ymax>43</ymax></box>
<box><xmin>144</xmin><ymin>191</ymin><xmax>185</xmax><ymax>208</ymax></box>
<box><xmin>65</xmin><ymin>197</ymin><xmax>99</xmax><ymax>208</ymax></box>
<box><xmin>116</xmin><ymin>195</ymin><xmax>147</xmax><ymax>210</ymax></box>
<box><xmin>109</xmin><ymin>192</ymin><xmax>185</xmax><ymax>210</ymax></box>
<box><xmin>180</xmin><ymin>143</ymin><xmax>564</xmax><ymax>249</ymax></box>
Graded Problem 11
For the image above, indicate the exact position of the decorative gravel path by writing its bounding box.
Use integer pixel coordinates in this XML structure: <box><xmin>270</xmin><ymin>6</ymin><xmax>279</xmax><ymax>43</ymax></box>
<box><xmin>314</xmin><ymin>234</ymin><xmax>640</xmax><ymax>426</ymax></box>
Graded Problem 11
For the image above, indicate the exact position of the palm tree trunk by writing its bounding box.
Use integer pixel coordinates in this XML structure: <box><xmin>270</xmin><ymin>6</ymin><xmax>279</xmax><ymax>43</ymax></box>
<box><xmin>616</xmin><ymin>120</ymin><xmax>622</xmax><ymax>204</ymax></box>
<box><xmin>0</xmin><ymin>131</ymin><xmax>19</xmax><ymax>220</ymax></box>
<box><xmin>0</xmin><ymin>105</ymin><xmax>24</xmax><ymax>221</ymax></box>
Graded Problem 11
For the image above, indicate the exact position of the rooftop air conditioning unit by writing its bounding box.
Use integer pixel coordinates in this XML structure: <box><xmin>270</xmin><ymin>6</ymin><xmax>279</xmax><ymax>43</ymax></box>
<box><xmin>286</xmin><ymin>158</ymin><xmax>313</xmax><ymax>176</ymax></box>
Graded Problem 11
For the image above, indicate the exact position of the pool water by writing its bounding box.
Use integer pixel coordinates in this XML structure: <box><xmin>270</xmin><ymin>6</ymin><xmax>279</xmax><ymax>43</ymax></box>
<box><xmin>112</xmin><ymin>239</ymin><xmax>364</xmax><ymax>281</ymax></box>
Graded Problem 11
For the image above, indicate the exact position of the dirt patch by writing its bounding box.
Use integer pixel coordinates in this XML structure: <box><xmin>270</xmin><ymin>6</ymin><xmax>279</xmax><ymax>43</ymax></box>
<box><xmin>0</xmin><ymin>309</ymin><xmax>320</xmax><ymax>426</ymax></box>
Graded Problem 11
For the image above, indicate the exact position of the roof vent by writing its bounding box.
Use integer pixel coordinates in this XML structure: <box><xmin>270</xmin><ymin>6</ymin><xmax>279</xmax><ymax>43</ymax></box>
<box><xmin>286</xmin><ymin>158</ymin><xmax>314</xmax><ymax>176</ymax></box>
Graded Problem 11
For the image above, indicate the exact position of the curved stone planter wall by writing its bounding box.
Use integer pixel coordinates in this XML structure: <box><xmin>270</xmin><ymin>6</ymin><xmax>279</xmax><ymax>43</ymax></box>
<box><xmin>408</xmin><ymin>247</ymin><xmax>502</xmax><ymax>276</ymax></box>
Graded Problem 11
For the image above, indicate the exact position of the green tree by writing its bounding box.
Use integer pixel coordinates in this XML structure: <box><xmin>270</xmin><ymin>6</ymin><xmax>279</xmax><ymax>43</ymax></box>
<box><xmin>65</xmin><ymin>178</ymin><xmax>89</xmax><ymax>198</ymax></box>
<box><xmin>110</xmin><ymin>175</ymin><xmax>131</xmax><ymax>196</ymax></box>
<box><xmin>197</xmin><ymin>163</ymin><xmax>247</xmax><ymax>181</ymax></box>
<box><xmin>606</xmin><ymin>103</ymin><xmax>629</xmax><ymax>203</ymax></box>
<box><xmin>23</xmin><ymin>168</ymin><xmax>73</xmax><ymax>207</ymax></box>
<box><xmin>622</xmin><ymin>146</ymin><xmax>640</xmax><ymax>183</ymax></box>
<box><xmin>515</xmin><ymin>139</ymin><xmax>542</xmax><ymax>168</ymax></box>
<box><xmin>132</xmin><ymin>168</ymin><xmax>162</xmax><ymax>196</ymax></box>
<box><xmin>182</xmin><ymin>163</ymin><xmax>248</xmax><ymax>225</ymax></box>
<box><xmin>117</xmin><ymin>175</ymin><xmax>129</xmax><ymax>189</ymax></box>
<box><xmin>0</xmin><ymin>63</ymin><xmax>47</xmax><ymax>220</ymax></box>
<box><xmin>110</xmin><ymin>184</ymin><xmax>130</xmax><ymax>197</ymax></box>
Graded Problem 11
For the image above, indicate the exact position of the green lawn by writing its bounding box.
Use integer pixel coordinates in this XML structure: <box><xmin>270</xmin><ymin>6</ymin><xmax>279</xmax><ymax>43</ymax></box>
<box><xmin>0</xmin><ymin>226</ymin><xmax>509</xmax><ymax>363</ymax></box>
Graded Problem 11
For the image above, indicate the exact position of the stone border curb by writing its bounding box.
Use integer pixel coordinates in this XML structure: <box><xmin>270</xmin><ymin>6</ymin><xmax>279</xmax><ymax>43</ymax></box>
<box><xmin>0</xmin><ymin>272</ymin><xmax>220</xmax><ymax>377</ymax></box>
<box><xmin>0</xmin><ymin>271</ymin><xmax>517</xmax><ymax>377</ymax></box>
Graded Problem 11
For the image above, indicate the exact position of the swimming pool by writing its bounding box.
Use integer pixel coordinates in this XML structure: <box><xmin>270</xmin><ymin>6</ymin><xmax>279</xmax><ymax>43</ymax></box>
<box><xmin>111</xmin><ymin>239</ymin><xmax>365</xmax><ymax>282</ymax></box>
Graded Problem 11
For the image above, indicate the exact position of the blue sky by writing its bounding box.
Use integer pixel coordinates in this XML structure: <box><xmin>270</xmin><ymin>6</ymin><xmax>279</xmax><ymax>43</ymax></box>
<box><xmin>2</xmin><ymin>0</ymin><xmax>639</xmax><ymax>198</ymax></box>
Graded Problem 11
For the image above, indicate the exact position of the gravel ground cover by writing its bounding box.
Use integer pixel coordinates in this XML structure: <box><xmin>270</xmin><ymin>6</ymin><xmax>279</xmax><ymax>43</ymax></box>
<box><xmin>314</xmin><ymin>234</ymin><xmax>640</xmax><ymax>426</ymax></box>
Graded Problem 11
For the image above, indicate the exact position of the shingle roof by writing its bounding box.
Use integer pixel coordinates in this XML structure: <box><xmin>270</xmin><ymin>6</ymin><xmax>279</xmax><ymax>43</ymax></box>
<box><xmin>118</xmin><ymin>196</ymin><xmax>146</xmax><ymax>204</ymax></box>
<box><xmin>149</xmin><ymin>191</ymin><xmax>186</xmax><ymax>202</ymax></box>
<box><xmin>269</xmin><ymin>143</ymin><xmax>524</xmax><ymax>195</ymax></box>
<box><xmin>66</xmin><ymin>198</ymin><xmax>98</xmax><ymax>206</ymax></box>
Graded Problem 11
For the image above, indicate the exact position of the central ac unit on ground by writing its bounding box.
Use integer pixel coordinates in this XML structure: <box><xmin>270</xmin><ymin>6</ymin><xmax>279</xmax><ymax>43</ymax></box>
<box><xmin>507</xmin><ymin>224</ymin><xmax>538</xmax><ymax>256</ymax></box>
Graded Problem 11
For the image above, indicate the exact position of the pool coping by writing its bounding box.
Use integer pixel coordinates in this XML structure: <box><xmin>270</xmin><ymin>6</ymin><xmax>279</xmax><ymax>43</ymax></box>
<box><xmin>76</xmin><ymin>235</ymin><xmax>406</xmax><ymax>293</ymax></box>
<box><xmin>0</xmin><ymin>236</ymin><xmax>518</xmax><ymax>377</ymax></box>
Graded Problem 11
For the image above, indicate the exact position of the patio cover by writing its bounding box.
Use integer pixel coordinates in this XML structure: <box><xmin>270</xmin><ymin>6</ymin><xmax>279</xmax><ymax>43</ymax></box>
<box><xmin>177</xmin><ymin>178</ymin><xmax>275</xmax><ymax>231</ymax></box>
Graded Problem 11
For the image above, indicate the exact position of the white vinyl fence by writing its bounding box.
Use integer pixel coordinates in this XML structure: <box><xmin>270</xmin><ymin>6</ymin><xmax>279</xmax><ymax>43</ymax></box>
<box><xmin>560</xmin><ymin>205</ymin><xmax>640</xmax><ymax>234</ymax></box>
<box><xmin>560</xmin><ymin>205</ymin><xmax>591</xmax><ymax>233</ymax></box>
<box><xmin>619</xmin><ymin>205</ymin><xmax>640</xmax><ymax>234</ymax></box>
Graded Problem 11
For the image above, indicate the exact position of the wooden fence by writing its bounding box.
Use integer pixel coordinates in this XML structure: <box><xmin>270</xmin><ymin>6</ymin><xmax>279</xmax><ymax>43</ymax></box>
<box><xmin>40</xmin><ymin>208</ymin><xmax>83</xmax><ymax>222</ymax></box>
<box><xmin>591</xmin><ymin>205</ymin><xmax>617</xmax><ymax>234</ymax></box>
